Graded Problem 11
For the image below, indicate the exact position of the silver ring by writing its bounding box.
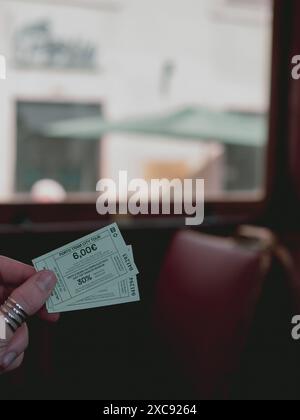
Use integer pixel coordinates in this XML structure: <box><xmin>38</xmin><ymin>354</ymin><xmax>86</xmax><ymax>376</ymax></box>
<box><xmin>0</xmin><ymin>297</ymin><xmax>28</xmax><ymax>334</ymax></box>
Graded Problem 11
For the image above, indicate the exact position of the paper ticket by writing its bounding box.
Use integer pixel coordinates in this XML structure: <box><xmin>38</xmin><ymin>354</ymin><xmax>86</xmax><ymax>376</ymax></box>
<box><xmin>48</xmin><ymin>247</ymin><xmax>140</xmax><ymax>313</ymax></box>
<box><xmin>32</xmin><ymin>224</ymin><xmax>139</xmax><ymax>313</ymax></box>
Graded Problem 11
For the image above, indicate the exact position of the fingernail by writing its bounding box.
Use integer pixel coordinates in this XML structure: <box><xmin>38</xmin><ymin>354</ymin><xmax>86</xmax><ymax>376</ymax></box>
<box><xmin>36</xmin><ymin>271</ymin><xmax>57</xmax><ymax>292</ymax></box>
<box><xmin>2</xmin><ymin>352</ymin><xmax>17</xmax><ymax>368</ymax></box>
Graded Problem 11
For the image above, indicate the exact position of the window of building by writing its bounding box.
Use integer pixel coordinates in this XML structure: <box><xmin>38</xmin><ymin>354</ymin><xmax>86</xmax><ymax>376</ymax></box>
<box><xmin>16</xmin><ymin>101</ymin><xmax>101</xmax><ymax>196</ymax></box>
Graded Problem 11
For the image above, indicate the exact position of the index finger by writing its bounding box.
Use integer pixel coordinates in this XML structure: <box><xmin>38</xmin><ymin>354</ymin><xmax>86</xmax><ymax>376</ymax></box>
<box><xmin>0</xmin><ymin>256</ymin><xmax>36</xmax><ymax>286</ymax></box>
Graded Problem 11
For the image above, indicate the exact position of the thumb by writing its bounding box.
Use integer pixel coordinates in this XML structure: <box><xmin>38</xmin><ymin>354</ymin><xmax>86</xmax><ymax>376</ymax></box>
<box><xmin>10</xmin><ymin>271</ymin><xmax>57</xmax><ymax>316</ymax></box>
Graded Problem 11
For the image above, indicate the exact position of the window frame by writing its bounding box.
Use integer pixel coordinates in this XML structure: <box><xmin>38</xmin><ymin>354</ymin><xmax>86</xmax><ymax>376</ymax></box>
<box><xmin>0</xmin><ymin>0</ymin><xmax>289</xmax><ymax>229</ymax></box>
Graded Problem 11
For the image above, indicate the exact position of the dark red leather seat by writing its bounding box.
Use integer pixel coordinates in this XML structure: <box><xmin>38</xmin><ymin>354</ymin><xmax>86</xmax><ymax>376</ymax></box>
<box><xmin>155</xmin><ymin>230</ymin><xmax>267</xmax><ymax>399</ymax></box>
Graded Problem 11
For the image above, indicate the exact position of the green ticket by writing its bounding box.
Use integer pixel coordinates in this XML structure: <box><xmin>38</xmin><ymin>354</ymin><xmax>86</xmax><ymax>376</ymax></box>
<box><xmin>52</xmin><ymin>246</ymin><xmax>140</xmax><ymax>313</ymax></box>
<box><xmin>32</xmin><ymin>224</ymin><xmax>139</xmax><ymax>313</ymax></box>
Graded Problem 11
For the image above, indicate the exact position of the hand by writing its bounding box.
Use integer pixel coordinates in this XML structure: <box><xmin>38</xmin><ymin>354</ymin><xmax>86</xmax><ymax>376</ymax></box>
<box><xmin>0</xmin><ymin>256</ymin><xmax>59</xmax><ymax>374</ymax></box>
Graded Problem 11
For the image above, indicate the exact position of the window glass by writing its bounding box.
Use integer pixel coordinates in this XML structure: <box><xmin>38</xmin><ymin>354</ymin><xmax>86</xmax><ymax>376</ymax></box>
<box><xmin>0</xmin><ymin>0</ymin><xmax>273</xmax><ymax>203</ymax></box>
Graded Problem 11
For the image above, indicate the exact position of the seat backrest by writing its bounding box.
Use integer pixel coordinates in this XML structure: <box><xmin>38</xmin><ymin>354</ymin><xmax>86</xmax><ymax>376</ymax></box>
<box><xmin>155</xmin><ymin>229</ymin><xmax>267</xmax><ymax>399</ymax></box>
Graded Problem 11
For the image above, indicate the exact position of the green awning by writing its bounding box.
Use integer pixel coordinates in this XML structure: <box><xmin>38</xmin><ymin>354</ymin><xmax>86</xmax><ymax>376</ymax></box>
<box><xmin>43</xmin><ymin>106</ymin><xmax>268</xmax><ymax>147</ymax></box>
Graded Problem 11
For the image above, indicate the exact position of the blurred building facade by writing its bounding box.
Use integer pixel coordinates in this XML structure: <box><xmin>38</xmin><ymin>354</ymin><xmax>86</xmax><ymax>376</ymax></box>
<box><xmin>0</xmin><ymin>0</ymin><xmax>272</xmax><ymax>200</ymax></box>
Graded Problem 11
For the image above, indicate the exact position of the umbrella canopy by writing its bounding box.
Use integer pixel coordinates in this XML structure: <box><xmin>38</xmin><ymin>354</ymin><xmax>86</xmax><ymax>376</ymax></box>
<box><xmin>43</xmin><ymin>106</ymin><xmax>268</xmax><ymax>147</ymax></box>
